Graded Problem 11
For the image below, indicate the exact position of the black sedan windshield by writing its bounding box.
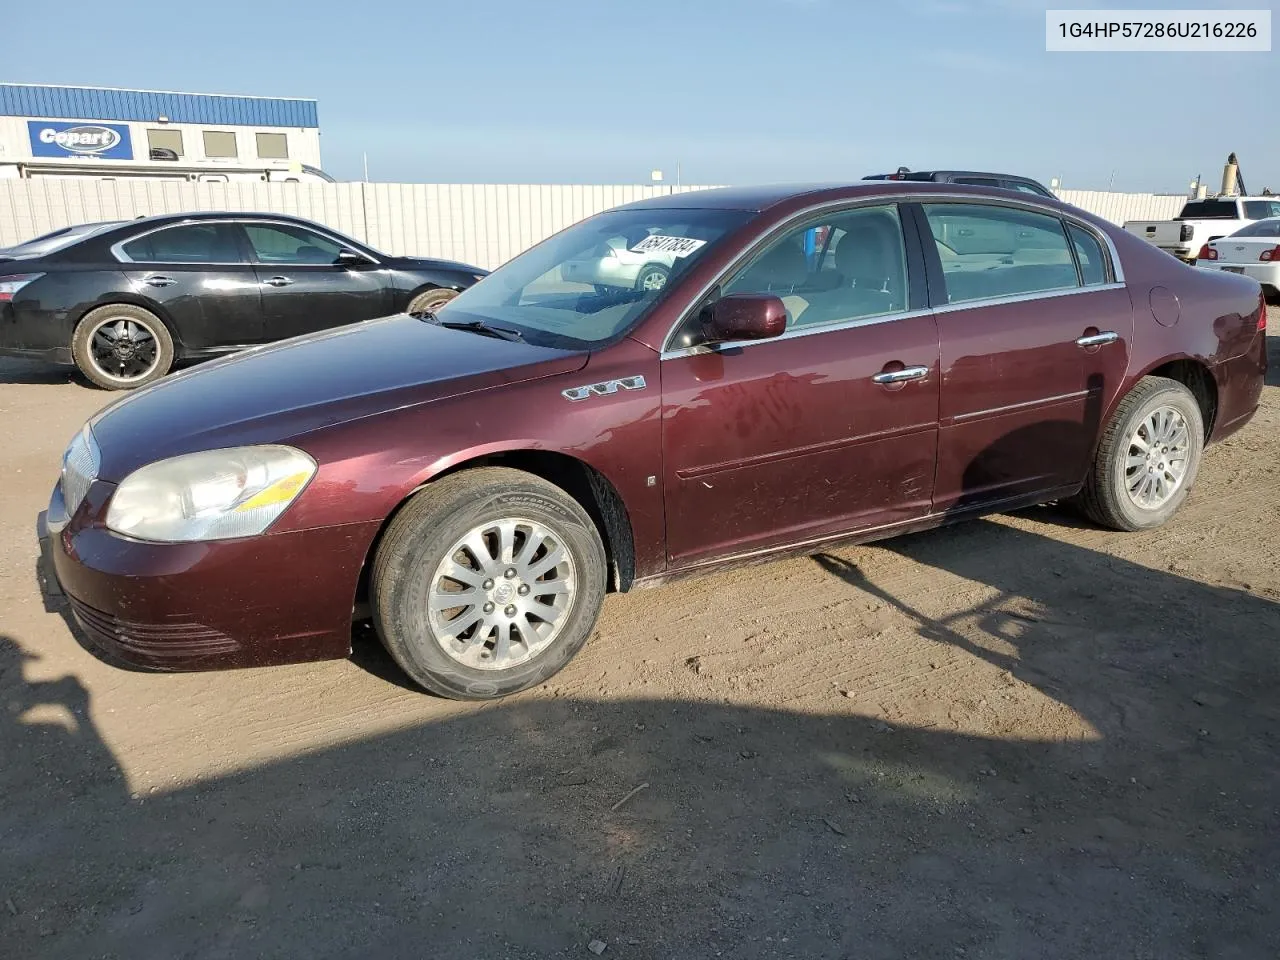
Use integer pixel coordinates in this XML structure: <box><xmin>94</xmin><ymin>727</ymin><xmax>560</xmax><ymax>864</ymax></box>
<box><xmin>435</xmin><ymin>208</ymin><xmax>750</xmax><ymax>348</ymax></box>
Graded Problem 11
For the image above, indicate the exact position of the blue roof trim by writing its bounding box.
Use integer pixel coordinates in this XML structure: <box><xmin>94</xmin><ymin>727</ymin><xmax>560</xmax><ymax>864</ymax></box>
<box><xmin>0</xmin><ymin>85</ymin><xmax>318</xmax><ymax>128</ymax></box>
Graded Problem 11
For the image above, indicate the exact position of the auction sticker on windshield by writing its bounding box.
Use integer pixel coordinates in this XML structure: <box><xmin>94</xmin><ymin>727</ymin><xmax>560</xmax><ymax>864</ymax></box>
<box><xmin>630</xmin><ymin>235</ymin><xmax>707</xmax><ymax>257</ymax></box>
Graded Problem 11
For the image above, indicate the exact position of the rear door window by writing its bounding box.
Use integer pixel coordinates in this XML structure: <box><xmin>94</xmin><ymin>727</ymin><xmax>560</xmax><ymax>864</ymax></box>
<box><xmin>119</xmin><ymin>223</ymin><xmax>244</xmax><ymax>263</ymax></box>
<box><xmin>922</xmin><ymin>203</ymin><xmax>1079</xmax><ymax>304</ymax></box>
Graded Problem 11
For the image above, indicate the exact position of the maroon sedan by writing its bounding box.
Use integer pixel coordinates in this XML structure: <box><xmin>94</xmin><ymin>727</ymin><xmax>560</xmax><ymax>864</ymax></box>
<box><xmin>39</xmin><ymin>183</ymin><xmax>1267</xmax><ymax>699</ymax></box>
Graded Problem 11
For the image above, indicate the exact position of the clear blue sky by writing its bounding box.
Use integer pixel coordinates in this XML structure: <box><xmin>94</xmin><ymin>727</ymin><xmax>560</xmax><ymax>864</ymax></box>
<box><xmin>5</xmin><ymin>0</ymin><xmax>1276</xmax><ymax>192</ymax></box>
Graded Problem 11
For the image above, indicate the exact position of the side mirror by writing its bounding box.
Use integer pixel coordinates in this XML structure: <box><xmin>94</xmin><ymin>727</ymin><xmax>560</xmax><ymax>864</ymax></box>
<box><xmin>704</xmin><ymin>293</ymin><xmax>787</xmax><ymax>343</ymax></box>
<box><xmin>336</xmin><ymin>248</ymin><xmax>367</xmax><ymax>266</ymax></box>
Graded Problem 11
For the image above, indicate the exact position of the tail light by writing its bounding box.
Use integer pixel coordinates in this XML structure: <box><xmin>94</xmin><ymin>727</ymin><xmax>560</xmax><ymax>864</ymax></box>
<box><xmin>1197</xmin><ymin>244</ymin><xmax>1218</xmax><ymax>261</ymax></box>
<box><xmin>0</xmin><ymin>273</ymin><xmax>44</xmax><ymax>302</ymax></box>
<box><xmin>1180</xmin><ymin>223</ymin><xmax>1195</xmax><ymax>242</ymax></box>
<box><xmin>1259</xmin><ymin>291</ymin><xmax>1269</xmax><ymax>332</ymax></box>
<box><xmin>1259</xmin><ymin>245</ymin><xmax>1280</xmax><ymax>262</ymax></box>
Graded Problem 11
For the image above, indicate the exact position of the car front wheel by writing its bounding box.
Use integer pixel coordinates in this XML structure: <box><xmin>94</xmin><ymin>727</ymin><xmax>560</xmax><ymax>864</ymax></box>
<box><xmin>371</xmin><ymin>467</ymin><xmax>607</xmax><ymax>699</ymax></box>
<box><xmin>406</xmin><ymin>288</ymin><xmax>458</xmax><ymax>316</ymax></box>
<box><xmin>1076</xmin><ymin>376</ymin><xmax>1205</xmax><ymax>531</ymax></box>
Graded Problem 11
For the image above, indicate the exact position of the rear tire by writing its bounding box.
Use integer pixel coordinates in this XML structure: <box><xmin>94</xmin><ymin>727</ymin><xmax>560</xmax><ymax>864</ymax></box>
<box><xmin>406</xmin><ymin>287</ymin><xmax>458</xmax><ymax>316</ymax></box>
<box><xmin>71</xmin><ymin>304</ymin><xmax>174</xmax><ymax>390</ymax></box>
<box><xmin>1075</xmin><ymin>376</ymin><xmax>1204</xmax><ymax>531</ymax></box>
<box><xmin>371</xmin><ymin>468</ymin><xmax>607</xmax><ymax>699</ymax></box>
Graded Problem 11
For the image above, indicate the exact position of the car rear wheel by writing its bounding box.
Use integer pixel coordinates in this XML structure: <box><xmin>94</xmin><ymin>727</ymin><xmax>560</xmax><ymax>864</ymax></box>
<box><xmin>371</xmin><ymin>467</ymin><xmax>607</xmax><ymax>699</ymax></box>
<box><xmin>71</xmin><ymin>304</ymin><xmax>175</xmax><ymax>390</ymax></box>
<box><xmin>1076</xmin><ymin>376</ymin><xmax>1204</xmax><ymax>531</ymax></box>
<box><xmin>634</xmin><ymin>264</ymin><xmax>669</xmax><ymax>292</ymax></box>
<box><xmin>406</xmin><ymin>287</ymin><xmax>458</xmax><ymax>316</ymax></box>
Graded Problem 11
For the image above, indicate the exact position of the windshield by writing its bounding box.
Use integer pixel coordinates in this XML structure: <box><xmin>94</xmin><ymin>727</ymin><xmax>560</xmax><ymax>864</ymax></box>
<box><xmin>1231</xmin><ymin>218</ymin><xmax>1280</xmax><ymax>238</ymax></box>
<box><xmin>2</xmin><ymin>221</ymin><xmax>123</xmax><ymax>258</ymax></box>
<box><xmin>436</xmin><ymin>208</ymin><xmax>751</xmax><ymax>349</ymax></box>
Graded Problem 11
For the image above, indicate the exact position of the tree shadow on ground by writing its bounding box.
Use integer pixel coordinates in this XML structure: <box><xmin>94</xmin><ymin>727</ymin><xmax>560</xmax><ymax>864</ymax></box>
<box><xmin>4</xmin><ymin>515</ymin><xmax>1279</xmax><ymax>960</ymax></box>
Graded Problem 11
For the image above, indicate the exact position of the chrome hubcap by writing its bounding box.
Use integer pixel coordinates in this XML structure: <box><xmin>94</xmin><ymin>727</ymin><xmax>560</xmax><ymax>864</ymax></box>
<box><xmin>640</xmin><ymin>270</ymin><xmax>667</xmax><ymax>291</ymax></box>
<box><xmin>89</xmin><ymin>317</ymin><xmax>159</xmax><ymax>382</ymax></box>
<box><xmin>1124</xmin><ymin>405</ymin><xmax>1190</xmax><ymax>510</ymax></box>
<box><xmin>428</xmin><ymin>517</ymin><xmax>576</xmax><ymax>670</ymax></box>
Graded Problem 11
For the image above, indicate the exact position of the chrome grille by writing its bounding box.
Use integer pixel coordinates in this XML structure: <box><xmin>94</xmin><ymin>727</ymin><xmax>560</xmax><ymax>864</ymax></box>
<box><xmin>61</xmin><ymin>426</ymin><xmax>100</xmax><ymax>516</ymax></box>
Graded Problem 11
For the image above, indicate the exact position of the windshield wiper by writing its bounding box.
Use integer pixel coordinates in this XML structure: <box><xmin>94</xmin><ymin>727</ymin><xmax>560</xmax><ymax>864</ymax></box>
<box><xmin>421</xmin><ymin>313</ymin><xmax>524</xmax><ymax>342</ymax></box>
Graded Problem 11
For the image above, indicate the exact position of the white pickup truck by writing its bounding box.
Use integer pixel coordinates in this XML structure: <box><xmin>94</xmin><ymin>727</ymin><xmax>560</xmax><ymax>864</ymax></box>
<box><xmin>1124</xmin><ymin>196</ymin><xmax>1280</xmax><ymax>263</ymax></box>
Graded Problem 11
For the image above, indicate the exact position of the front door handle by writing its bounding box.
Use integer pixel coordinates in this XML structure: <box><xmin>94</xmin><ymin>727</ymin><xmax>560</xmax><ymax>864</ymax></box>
<box><xmin>1075</xmin><ymin>331</ymin><xmax>1119</xmax><ymax>348</ymax></box>
<box><xmin>143</xmin><ymin>275</ymin><xmax>175</xmax><ymax>287</ymax></box>
<box><xmin>263</xmin><ymin>276</ymin><xmax>294</xmax><ymax>287</ymax></box>
<box><xmin>872</xmin><ymin>365</ymin><xmax>930</xmax><ymax>385</ymax></box>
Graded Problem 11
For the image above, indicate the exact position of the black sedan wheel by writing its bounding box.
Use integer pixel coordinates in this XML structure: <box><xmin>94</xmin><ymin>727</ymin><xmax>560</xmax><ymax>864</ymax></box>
<box><xmin>371</xmin><ymin>467</ymin><xmax>607</xmax><ymax>699</ymax></box>
<box><xmin>406</xmin><ymin>288</ymin><xmax>458</xmax><ymax>316</ymax></box>
<box><xmin>71</xmin><ymin>304</ymin><xmax>175</xmax><ymax>390</ymax></box>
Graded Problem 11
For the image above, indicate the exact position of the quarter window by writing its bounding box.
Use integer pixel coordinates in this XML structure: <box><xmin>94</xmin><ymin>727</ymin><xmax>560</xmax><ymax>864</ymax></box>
<box><xmin>244</xmin><ymin>223</ymin><xmax>347</xmax><ymax>264</ymax></box>
<box><xmin>203</xmin><ymin>130</ymin><xmax>238</xmax><ymax>158</ymax></box>
<box><xmin>147</xmin><ymin>128</ymin><xmax>183</xmax><ymax>157</ymax></box>
<box><xmin>923</xmin><ymin>203</ymin><xmax>1079</xmax><ymax>304</ymax></box>
<box><xmin>256</xmin><ymin>132</ymin><xmax>289</xmax><ymax>159</ymax></box>
<box><xmin>722</xmin><ymin>205</ymin><xmax>909</xmax><ymax>330</ymax></box>
<box><xmin>119</xmin><ymin>224</ymin><xmax>244</xmax><ymax>263</ymax></box>
<box><xmin>1067</xmin><ymin>223</ymin><xmax>1108</xmax><ymax>286</ymax></box>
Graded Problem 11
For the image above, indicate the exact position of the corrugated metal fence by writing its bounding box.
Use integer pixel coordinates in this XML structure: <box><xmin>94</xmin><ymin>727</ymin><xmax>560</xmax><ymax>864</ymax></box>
<box><xmin>0</xmin><ymin>180</ymin><xmax>1190</xmax><ymax>269</ymax></box>
<box><xmin>1055</xmin><ymin>189</ymin><xmax>1186</xmax><ymax>226</ymax></box>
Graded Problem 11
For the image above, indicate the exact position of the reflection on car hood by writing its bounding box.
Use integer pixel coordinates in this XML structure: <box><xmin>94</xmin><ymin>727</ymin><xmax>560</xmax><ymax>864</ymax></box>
<box><xmin>90</xmin><ymin>313</ymin><xmax>584</xmax><ymax>481</ymax></box>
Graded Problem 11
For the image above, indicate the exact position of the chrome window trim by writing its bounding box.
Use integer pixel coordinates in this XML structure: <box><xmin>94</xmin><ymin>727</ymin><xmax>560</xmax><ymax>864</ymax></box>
<box><xmin>111</xmin><ymin>218</ymin><xmax>381</xmax><ymax>266</ymax></box>
<box><xmin>660</xmin><ymin>307</ymin><xmax>935</xmax><ymax>360</ymax></box>
<box><xmin>930</xmin><ymin>280</ymin><xmax>1127</xmax><ymax>315</ymax></box>
<box><xmin>658</xmin><ymin>190</ymin><xmax>1125</xmax><ymax>355</ymax></box>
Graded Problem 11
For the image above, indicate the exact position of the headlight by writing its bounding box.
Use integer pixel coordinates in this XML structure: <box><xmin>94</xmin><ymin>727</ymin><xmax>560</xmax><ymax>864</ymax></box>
<box><xmin>61</xmin><ymin>423</ymin><xmax>101</xmax><ymax>516</ymax></box>
<box><xmin>106</xmin><ymin>445</ymin><xmax>317</xmax><ymax>543</ymax></box>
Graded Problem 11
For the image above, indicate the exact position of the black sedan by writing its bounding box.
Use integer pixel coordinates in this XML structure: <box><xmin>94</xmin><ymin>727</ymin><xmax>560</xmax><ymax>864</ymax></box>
<box><xmin>0</xmin><ymin>212</ymin><xmax>487</xmax><ymax>388</ymax></box>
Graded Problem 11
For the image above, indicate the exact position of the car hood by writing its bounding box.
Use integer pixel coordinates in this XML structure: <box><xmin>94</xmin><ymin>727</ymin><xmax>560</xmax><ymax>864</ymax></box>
<box><xmin>388</xmin><ymin>254</ymin><xmax>488</xmax><ymax>275</ymax></box>
<box><xmin>89</xmin><ymin>313</ymin><xmax>585</xmax><ymax>481</ymax></box>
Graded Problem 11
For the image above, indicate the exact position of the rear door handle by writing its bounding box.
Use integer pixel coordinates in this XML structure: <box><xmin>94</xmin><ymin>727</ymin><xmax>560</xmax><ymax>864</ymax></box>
<box><xmin>872</xmin><ymin>365</ymin><xmax>930</xmax><ymax>384</ymax></box>
<box><xmin>143</xmin><ymin>275</ymin><xmax>175</xmax><ymax>287</ymax></box>
<box><xmin>1075</xmin><ymin>331</ymin><xmax>1119</xmax><ymax>347</ymax></box>
<box><xmin>263</xmin><ymin>276</ymin><xmax>294</xmax><ymax>287</ymax></box>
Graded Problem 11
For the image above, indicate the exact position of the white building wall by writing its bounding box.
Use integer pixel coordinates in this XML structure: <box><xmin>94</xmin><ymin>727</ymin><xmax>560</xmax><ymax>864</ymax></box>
<box><xmin>0</xmin><ymin>180</ymin><xmax>1191</xmax><ymax>270</ymax></box>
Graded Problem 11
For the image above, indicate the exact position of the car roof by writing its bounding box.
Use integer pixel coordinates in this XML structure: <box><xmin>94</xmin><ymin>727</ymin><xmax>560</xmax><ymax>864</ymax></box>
<box><xmin>120</xmin><ymin>210</ymin><xmax>329</xmax><ymax>229</ymax></box>
<box><xmin>614</xmin><ymin>181</ymin><xmax>1066</xmax><ymax>213</ymax></box>
<box><xmin>865</xmin><ymin>170</ymin><xmax>1043</xmax><ymax>181</ymax></box>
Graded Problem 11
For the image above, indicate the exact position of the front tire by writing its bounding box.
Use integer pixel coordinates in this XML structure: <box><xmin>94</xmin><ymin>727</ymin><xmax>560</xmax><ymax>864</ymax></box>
<box><xmin>371</xmin><ymin>468</ymin><xmax>607</xmax><ymax>699</ymax></box>
<box><xmin>1076</xmin><ymin>376</ymin><xmax>1204</xmax><ymax>531</ymax></box>
<box><xmin>406</xmin><ymin>287</ymin><xmax>458</xmax><ymax>316</ymax></box>
<box><xmin>634</xmin><ymin>263</ymin><xmax>669</xmax><ymax>292</ymax></box>
<box><xmin>71</xmin><ymin>304</ymin><xmax>174</xmax><ymax>390</ymax></box>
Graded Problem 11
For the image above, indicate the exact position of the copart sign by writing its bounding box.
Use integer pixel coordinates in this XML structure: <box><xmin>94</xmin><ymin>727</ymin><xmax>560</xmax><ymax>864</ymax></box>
<box><xmin>28</xmin><ymin>121</ymin><xmax>133</xmax><ymax>160</ymax></box>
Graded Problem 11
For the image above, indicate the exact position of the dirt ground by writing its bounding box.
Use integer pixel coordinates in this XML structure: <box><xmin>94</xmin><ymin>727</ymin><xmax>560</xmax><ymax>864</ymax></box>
<box><xmin>2</xmin><ymin>319</ymin><xmax>1278</xmax><ymax>960</ymax></box>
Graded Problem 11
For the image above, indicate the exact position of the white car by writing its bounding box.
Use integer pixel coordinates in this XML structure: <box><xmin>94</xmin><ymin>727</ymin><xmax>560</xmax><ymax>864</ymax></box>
<box><xmin>1196</xmin><ymin>217</ymin><xmax>1280</xmax><ymax>298</ymax></box>
<box><xmin>560</xmin><ymin>230</ymin><xmax>707</xmax><ymax>292</ymax></box>
<box><xmin>1123</xmin><ymin>196</ymin><xmax>1280</xmax><ymax>263</ymax></box>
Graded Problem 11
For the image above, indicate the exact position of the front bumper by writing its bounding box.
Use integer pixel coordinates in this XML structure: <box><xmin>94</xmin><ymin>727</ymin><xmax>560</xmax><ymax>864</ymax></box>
<box><xmin>561</xmin><ymin>258</ymin><xmax>642</xmax><ymax>289</ymax></box>
<box><xmin>39</xmin><ymin>479</ymin><xmax>381</xmax><ymax>671</ymax></box>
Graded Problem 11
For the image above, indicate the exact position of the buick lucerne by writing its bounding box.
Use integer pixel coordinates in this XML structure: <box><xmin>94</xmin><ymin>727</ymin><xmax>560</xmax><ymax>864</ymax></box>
<box><xmin>39</xmin><ymin>183</ymin><xmax>1267</xmax><ymax>699</ymax></box>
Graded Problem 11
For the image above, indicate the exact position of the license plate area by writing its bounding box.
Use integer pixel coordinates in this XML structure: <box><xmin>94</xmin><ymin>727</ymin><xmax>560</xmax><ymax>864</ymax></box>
<box><xmin>1222</xmin><ymin>266</ymin><xmax>1245</xmax><ymax>274</ymax></box>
